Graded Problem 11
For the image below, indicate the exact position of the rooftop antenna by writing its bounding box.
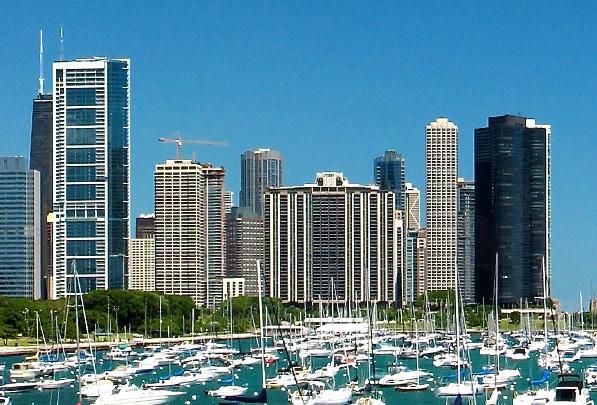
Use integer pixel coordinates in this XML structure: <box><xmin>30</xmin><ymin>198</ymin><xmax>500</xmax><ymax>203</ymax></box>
<box><xmin>38</xmin><ymin>29</ymin><xmax>44</xmax><ymax>95</ymax></box>
<box><xmin>59</xmin><ymin>27</ymin><xmax>64</xmax><ymax>61</ymax></box>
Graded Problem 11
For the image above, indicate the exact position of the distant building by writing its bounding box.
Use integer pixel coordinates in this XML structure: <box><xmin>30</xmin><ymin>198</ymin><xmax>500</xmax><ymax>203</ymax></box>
<box><xmin>128</xmin><ymin>238</ymin><xmax>155</xmax><ymax>291</ymax></box>
<box><xmin>404</xmin><ymin>183</ymin><xmax>420</xmax><ymax>232</ymax></box>
<box><xmin>404</xmin><ymin>230</ymin><xmax>418</xmax><ymax>305</ymax></box>
<box><xmin>0</xmin><ymin>157</ymin><xmax>41</xmax><ymax>299</ymax></box>
<box><xmin>223</xmin><ymin>277</ymin><xmax>245</xmax><ymax>300</ymax></box>
<box><xmin>415</xmin><ymin>229</ymin><xmax>428</xmax><ymax>298</ymax></box>
<box><xmin>374</xmin><ymin>150</ymin><xmax>406</xmax><ymax>210</ymax></box>
<box><xmin>29</xmin><ymin>93</ymin><xmax>53</xmax><ymax>299</ymax></box>
<box><xmin>51</xmin><ymin>58</ymin><xmax>130</xmax><ymax>297</ymax></box>
<box><xmin>204</xmin><ymin>166</ymin><xmax>226</xmax><ymax>307</ymax></box>
<box><xmin>426</xmin><ymin>118</ymin><xmax>458</xmax><ymax>292</ymax></box>
<box><xmin>226</xmin><ymin>207</ymin><xmax>263</xmax><ymax>296</ymax></box>
<box><xmin>154</xmin><ymin>159</ymin><xmax>226</xmax><ymax>307</ymax></box>
<box><xmin>128</xmin><ymin>214</ymin><xmax>155</xmax><ymax>291</ymax></box>
<box><xmin>240</xmin><ymin>149</ymin><xmax>283</xmax><ymax>216</ymax></box>
<box><xmin>264</xmin><ymin>172</ymin><xmax>397</xmax><ymax>304</ymax></box>
<box><xmin>135</xmin><ymin>214</ymin><xmax>154</xmax><ymax>239</ymax></box>
<box><xmin>224</xmin><ymin>191</ymin><xmax>233</xmax><ymax>214</ymax></box>
<box><xmin>475</xmin><ymin>115</ymin><xmax>551</xmax><ymax>305</ymax></box>
<box><xmin>457</xmin><ymin>179</ymin><xmax>475</xmax><ymax>304</ymax></box>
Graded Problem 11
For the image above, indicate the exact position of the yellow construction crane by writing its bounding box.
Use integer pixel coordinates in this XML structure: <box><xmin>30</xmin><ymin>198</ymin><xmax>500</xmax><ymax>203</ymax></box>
<box><xmin>158</xmin><ymin>134</ymin><xmax>228</xmax><ymax>160</ymax></box>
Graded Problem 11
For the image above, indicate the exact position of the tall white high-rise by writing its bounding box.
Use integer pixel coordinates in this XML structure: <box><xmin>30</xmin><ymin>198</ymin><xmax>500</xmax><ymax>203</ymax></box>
<box><xmin>425</xmin><ymin>118</ymin><xmax>458</xmax><ymax>292</ymax></box>
<box><xmin>154</xmin><ymin>160</ymin><xmax>225</xmax><ymax>307</ymax></box>
<box><xmin>52</xmin><ymin>58</ymin><xmax>130</xmax><ymax>298</ymax></box>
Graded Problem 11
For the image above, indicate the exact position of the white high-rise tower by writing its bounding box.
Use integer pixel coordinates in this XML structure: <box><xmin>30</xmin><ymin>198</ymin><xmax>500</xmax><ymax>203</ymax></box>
<box><xmin>425</xmin><ymin>118</ymin><xmax>458</xmax><ymax>292</ymax></box>
<box><xmin>52</xmin><ymin>58</ymin><xmax>130</xmax><ymax>298</ymax></box>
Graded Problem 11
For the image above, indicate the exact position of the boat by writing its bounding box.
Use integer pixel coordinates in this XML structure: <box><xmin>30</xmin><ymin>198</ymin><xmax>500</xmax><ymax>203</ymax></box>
<box><xmin>8</xmin><ymin>362</ymin><xmax>46</xmax><ymax>379</ymax></box>
<box><xmin>93</xmin><ymin>383</ymin><xmax>184</xmax><ymax>404</ymax></box>
<box><xmin>37</xmin><ymin>378</ymin><xmax>75</xmax><ymax>389</ymax></box>
<box><xmin>207</xmin><ymin>384</ymin><xmax>249</xmax><ymax>398</ymax></box>
<box><xmin>80</xmin><ymin>379</ymin><xmax>115</xmax><ymax>398</ymax></box>
<box><xmin>0</xmin><ymin>397</ymin><xmax>11</xmax><ymax>405</ymax></box>
<box><xmin>551</xmin><ymin>374</ymin><xmax>594</xmax><ymax>404</ymax></box>
<box><xmin>0</xmin><ymin>382</ymin><xmax>38</xmax><ymax>393</ymax></box>
<box><xmin>394</xmin><ymin>381</ymin><xmax>429</xmax><ymax>391</ymax></box>
<box><xmin>584</xmin><ymin>365</ymin><xmax>597</xmax><ymax>386</ymax></box>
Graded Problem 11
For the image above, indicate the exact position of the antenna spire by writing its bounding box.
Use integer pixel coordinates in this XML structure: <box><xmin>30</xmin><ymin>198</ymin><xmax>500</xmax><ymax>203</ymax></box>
<box><xmin>38</xmin><ymin>29</ymin><xmax>44</xmax><ymax>95</ymax></box>
<box><xmin>59</xmin><ymin>27</ymin><xmax>64</xmax><ymax>61</ymax></box>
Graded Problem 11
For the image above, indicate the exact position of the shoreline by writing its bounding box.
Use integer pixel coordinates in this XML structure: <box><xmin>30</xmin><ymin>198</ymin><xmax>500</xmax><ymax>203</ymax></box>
<box><xmin>0</xmin><ymin>332</ymin><xmax>256</xmax><ymax>357</ymax></box>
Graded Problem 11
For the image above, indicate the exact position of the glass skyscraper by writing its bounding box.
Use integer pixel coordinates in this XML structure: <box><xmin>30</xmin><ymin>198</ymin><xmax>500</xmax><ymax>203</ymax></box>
<box><xmin>51</xmin><ymin>58</ymin><xmax>130</xmax><ymax>298</ymax></box>
<box><xmin>240</xmin><ymin>149</ymin><xmax>283</xmax><ymax>216</ymax></box>
<box><xmin>474</xmin><ymin>115</ymin><xmax>551</xmax><ymax>305</ymax></box>
<box><xmin>374</xmin><ymin>150</ymin><xmax>406</xmax><ymax>210</ymax></box>
<box><xmin>0</xmin><ymin>157</ymin><xmax>41</xmax><ymax>299</ymax></box>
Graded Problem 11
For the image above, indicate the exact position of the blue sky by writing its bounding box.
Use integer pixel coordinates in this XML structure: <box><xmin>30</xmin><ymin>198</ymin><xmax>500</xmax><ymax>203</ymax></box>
<box><xmin>1</xmin><ymin>1</ymin><xmax>595</xmax><ymax>309</ymax></box>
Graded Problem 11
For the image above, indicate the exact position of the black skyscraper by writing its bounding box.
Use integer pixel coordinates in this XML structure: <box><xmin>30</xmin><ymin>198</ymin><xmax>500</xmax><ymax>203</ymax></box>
<box><xmin>29</xmin><ymin>93</ymin><xmax>53</xmax><ymax>299</ymax></box>
<box><xmin>474</xmin><ymin>115</ymin><xmax>550</xmax><ymax>305</ymax></box>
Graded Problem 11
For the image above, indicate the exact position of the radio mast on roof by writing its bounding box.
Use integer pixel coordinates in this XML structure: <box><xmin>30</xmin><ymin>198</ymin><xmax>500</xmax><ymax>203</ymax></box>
<box><xmin>59</xmin><ymin>27</ymin><xmax>64</xmax><ymax>61</ymax></box>
<box><xmin>38</xmin><ymin>29</ymin><xmax>44</xmax><ymax>95</ymax></box>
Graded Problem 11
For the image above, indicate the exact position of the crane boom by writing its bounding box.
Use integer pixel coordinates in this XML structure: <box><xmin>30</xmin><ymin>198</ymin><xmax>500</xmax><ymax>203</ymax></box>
<box><xmin>158</xmin><ymin>135</ymin><xmax>227</xmax><ymax>160</ymax></box>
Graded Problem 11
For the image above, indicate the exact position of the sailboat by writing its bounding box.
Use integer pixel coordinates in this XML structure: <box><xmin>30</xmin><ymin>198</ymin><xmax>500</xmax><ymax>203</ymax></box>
<box><xmin>212</xmin><ymin>259</ymin><xmax>268</xmax><ymax>403</ymax></box>
<box><xmin>436</xmin><ymin>258</ymin><xmax>482</xmax><ymax>397</ymax></box>
<box><xmin>395</xmin><ymin>319</ymin><xmax>429</xmax><ymax>392</ymax></box>
<box><xmin>481</xmin><ymin>254</ymin><xmax>520</xmax><ymax>388</ymax></box>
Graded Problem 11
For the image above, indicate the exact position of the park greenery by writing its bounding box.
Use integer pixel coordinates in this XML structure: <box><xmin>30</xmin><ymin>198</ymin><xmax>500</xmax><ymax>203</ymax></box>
<box><xmin>0</xmin><ymin>289</ymin><xmax>592</xmax><ymax>345</ymax></box>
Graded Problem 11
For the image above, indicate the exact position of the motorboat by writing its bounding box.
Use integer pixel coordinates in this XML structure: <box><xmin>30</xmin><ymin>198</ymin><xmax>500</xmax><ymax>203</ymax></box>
<box><xmin>93</xmin><ymin>383</ymin><xmax>184</xmax><ymax>404</ymax></box>
<box><xmin>37</xmin><ymin>378</ymin><xmax>75</xmax><ymax>389</ymax></box>
<box><xmin>584</xmin><ymin>365</ymin><xmax>597</xmax><ymax>386</ymax></box>
<box><xmin>207</xmin><ymin>384</ymin><xmax>248</xmax><ymax>398</ymax></box>
<box><xmin>8</xmin><ymin>362</ymin><xmax>46</xmax><ymax>379</ymax></box>
<box><xmin>80</xmin><ymin>379</ymin><xmax>115</xmax><ymax>398</ymax></box>
<box><xmin>0</xmin><ymin>382</ymin><xmax>38</xmax><ymax>393</ymax></box>
<box><xmin>0</xmin><ymin>396</ymin><xmax>11</xmax><ymax>405</ymax></box>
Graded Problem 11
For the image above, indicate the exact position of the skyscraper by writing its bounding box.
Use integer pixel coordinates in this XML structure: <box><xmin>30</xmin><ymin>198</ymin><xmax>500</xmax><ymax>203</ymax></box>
<box><xmin>457</xmin><ymin>179</ymin><xmax>475</xmax><ymax>304</ymax></box>
<box><xmin>226</xmin><ymin>207</ymin><xmax>264</xmax><ymax>296</ymax></box>
<box><xmin>154</xmin><ymin>160</ymin><xmax>226</xmax><ymax>307</ymax></box>
<box><xmin>425</xmin><ymin>118</ymin><xmax>458</xmax><ymax>292</ymax></box>
<box><xmin>204</xmin><ymin>165</ymin><xmax>226</xmax><ymax>307</ymax></box>
<box><xmin>264</xmin><ymin>172</ymin><xmax>397</xmax><ymax>304</ymax></box>
<box><xmin>51</xmin><ymin>58</ymin><xmax>130</xmax><ymax>298</ymax></box>
<box><xmin>30</xmin><ymin>30</ymin><xmax>53</xmax><ymax>298</ymax></box>
<box><xmin>240</xmin><ymin>149</ymin><xmax>283</xmax><ymax>216</ymax></box>
<box><xmin>474</xmin><ymin>115</ymin><xmax>551</xmax><ymax>305</ymax></box>
<box><xmin>29</xmin><ymin>93</ymin><xmax>53</xmax><ymax>298</ymax></box>
<box><xmin>0</xmin><ymin>157</ymin><xmax>41</xmax><ymax>299</ymax></box>
<box><xmin>374</xmin><ymin>150</ymin><xmax>406</xmax><ymax>209</ymax></box>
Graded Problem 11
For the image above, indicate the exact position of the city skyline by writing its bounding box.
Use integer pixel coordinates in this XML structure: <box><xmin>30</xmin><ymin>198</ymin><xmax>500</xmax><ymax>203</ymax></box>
<box><xmin>1</xmin><ymin>2</ymin><xmax>596</xmax><ymax>308</ymax></box>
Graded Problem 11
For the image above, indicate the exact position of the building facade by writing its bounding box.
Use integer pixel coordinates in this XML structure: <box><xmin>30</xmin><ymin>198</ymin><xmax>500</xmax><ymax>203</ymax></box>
<box><xmin>226</xmin><ymin>207</ymin><xmax>264</xmax><ymax>296</ymax></box>
<box><xmin>425</xmin><ymin>118</ymin><xmax>458</xmax><ymax>292</ymax></box>
<box><xmin>51</xmin><ymin>58</ymin><xmax>130</xmax><ymax>297</ymax></box>
<box><xmin>457</xmin><ymin>179</ymin><xmax>475</xmax><ymax>304</ymax></box>
<box><xmin>154</xmin><ymin>160</ymin><xmax>226</xmax><ymax>307</ymax></box>
<box><xmin>0</xmin><ymin>157</ymin><xmax>41</xmax><ymax>299</ymax></box>
<box><xmin>128</xmin><ymin>238</ymin><xmax>155</xmax><ymax>291</ymax></box>
<box><xmin>374</xmin><ymin>150</ymin><xmax>406</xmax><ymax>210</ymax></box>
<box><xmin>135</xmin><ymin>214</ymin><xmax>154</xmax><ymax>239</ymax></box>
<box><xmin>240</xmin><ymin>149</ymin><xmax>283</xmax><ymax>216</ymax></box>
<box><xmin>404</xmin><ymin>183</ymin><xmax>420</xmax><ymax>232</ymax></box>
<box><xmin>474</xmin><ymin>115</ymin><xmax>551</xmax><ymax>305</ymax></box>
<box><xmin>29</xmin><ymin>93</ymin><xmax>53</xmax><ymax>298</ymax></box>
<box><xmin>264</xmin><ymin>172</ymin><xmax>397</xmax><ymax>304</ymax></box>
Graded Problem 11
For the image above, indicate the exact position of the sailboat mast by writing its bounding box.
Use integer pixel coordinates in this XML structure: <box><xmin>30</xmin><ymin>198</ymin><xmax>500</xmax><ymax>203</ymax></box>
<box><xmin>256</xmin><ymin>260</ymin><xmax>267</xmax><ymax>389</ymax></box>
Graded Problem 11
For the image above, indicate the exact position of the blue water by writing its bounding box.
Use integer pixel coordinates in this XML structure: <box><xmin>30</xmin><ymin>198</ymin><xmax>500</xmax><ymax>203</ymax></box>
<box><xmin>2</xmin><ymin>338</ymin><xmax>597</xmax><ymax>405</ymax></box>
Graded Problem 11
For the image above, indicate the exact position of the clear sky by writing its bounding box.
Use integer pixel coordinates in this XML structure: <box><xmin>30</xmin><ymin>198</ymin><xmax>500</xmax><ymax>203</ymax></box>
<box><xmin>1</xmin><ymin>1</ymin><xmax>595</xmax><ymax>309</ymax></box>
